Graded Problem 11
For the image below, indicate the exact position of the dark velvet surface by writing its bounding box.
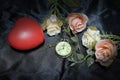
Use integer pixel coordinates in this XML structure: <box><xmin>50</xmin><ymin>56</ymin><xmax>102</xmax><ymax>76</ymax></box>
<box><xmin>0</xmin><ymin>0</ymin><xmax>120</xmax><ymax>80</ymax></box>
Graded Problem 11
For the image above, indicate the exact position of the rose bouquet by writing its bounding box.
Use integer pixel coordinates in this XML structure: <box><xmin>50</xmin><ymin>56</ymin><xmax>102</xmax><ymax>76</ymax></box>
<box><xmin>42</xmin><ymin>0</ymin><xmax>120</xmax><ymax>67</ymax></box>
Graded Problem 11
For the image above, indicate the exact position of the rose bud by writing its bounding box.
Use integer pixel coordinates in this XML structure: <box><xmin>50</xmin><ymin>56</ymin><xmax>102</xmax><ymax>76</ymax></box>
<box><xmin>67</xmin><ymin>13</ymin><xmax>88</xmax><ymax>33</ymax></box>
<box><xmin>95</xmin><ymin>39</ymin><xmax>117</xmax><ymax>66</ymax></box>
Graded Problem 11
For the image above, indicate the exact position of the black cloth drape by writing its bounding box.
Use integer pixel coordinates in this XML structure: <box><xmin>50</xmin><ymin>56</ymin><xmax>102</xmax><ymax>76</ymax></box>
<box><xmin>0</xmin><ymin>0</ymin><xmax>120</xmax><ymax>80</ymax></box>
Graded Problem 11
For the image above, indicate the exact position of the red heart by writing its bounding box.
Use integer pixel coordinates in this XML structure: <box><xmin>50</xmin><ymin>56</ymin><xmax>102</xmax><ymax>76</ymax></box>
<box><xmin>7</xmin><ymin>17</ymin><xmax>45</xmax><ymax>50</ymax></box>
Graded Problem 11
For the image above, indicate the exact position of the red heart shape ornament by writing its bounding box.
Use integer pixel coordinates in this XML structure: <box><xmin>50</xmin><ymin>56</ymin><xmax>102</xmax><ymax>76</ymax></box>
<box><xmin>7</xmin><ymin>17</ymin><xmax>45</xmax><ymax>50</ymax></box>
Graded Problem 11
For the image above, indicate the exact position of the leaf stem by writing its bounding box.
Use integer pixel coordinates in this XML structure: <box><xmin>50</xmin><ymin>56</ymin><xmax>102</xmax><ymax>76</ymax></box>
<box><xmin>101</xmin><ymin>34</ymin><xmax>120</xmax><ymax>40</ymax></box>
<box><xmin>56</xmin><ymin>3</ymin><xmax>69</xmax><ymax>15</ymax></box>
<box><xmin>73</xmin><ymin>34</ymin><xmax>81</xmax><ymax>50</ymax></box>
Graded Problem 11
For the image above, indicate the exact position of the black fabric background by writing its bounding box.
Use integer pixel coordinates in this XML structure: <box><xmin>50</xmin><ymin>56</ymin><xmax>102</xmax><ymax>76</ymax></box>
<box><xmin>0</xmin><ymin>0</ymin><xmax>120</xmax><ymax>80</ymax></box>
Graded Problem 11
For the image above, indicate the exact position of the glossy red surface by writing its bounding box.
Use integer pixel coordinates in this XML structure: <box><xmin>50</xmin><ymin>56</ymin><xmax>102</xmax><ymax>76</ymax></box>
<box><xmin>7</xmin><ymin>17</ymin><xmax>44</xmax><ymax>50</ymax></box>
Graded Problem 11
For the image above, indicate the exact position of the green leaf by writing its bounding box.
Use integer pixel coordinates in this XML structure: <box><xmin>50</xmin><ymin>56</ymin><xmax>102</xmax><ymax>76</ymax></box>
<box><xmin>76</xmin><ymin>54</ymin><xmax>84</xmax><ymax>60</ymax></box>
<box><xmin>88</xmin><ymin>26</ymin><xmax>97</xmax><ymax>30</ymax></box>
<box><xmin>70</xmin><ymin>63</ymin><xmax>76</xmax><ymax>66</ymax></box>
<box><xmin>101</xmin><ymin>34</ymin><xmax>120</xmax><ymax>40</ymax></box>
<box><xmin>41</xmin><ymin>21</ymin><xmax>47</xmax><ymax>31</ymax></box>
<box><xmin>76</xmin><ymin>44</ymin><xmax>80</xmax><ymax>50</ymax></box>
<box><xmin>48</xmin><ymin>0</ymin><xmax>56</xmax><ymax>4</ymax></box>
<box><xmin>41</xmin><ymin>17</ymin><xmax>49</xmax><ymax>31</ymax></box>
<box><xmin>62</xmin><ymin>0</ymin><xmax>80</xmax><ymax>8</ymax></box>
<box><xmin>67</xmin><ymin>54</ymin><xmax>75</xmax><ymax>62</ymax></box>
<box><xmin>64</xmin><ymin>26</ymin><xmax>71</xmax><ymax>35</ymax></box>
<box><xmin>71</xmin><ymin>36</ymin><xmax>77</xmax><ymax>42</ymax></box>
<box><xmin>86</xmin><ymin>49</ymin><xmax>95</xmax><ymax>56</ymax></box>
<box><xmin>86</xmin><ymin>57</ymin><xmax>94</xmax><ymax>67</ymax></box>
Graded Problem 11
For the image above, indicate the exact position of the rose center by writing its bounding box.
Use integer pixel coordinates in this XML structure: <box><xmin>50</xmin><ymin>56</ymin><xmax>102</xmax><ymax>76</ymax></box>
<box><xmin>72</xmin><ymin>18</ymin><xmax>83</xmax><ymax>28</ymax></box>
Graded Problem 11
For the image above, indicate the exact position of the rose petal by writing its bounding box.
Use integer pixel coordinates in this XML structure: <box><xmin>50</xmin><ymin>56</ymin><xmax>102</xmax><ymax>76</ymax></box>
<box><xmin>95</xmin><ymin>39</ymin><xmax>117</xmax><ymax>66</ymax></box>
<box><xmin>67</xmin><ymin>13</ymin><xmax>88</xmax><ymax>33</ymax></box>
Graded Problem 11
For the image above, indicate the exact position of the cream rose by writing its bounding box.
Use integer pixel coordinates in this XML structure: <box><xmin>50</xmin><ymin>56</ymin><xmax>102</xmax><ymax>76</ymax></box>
<box><xmin>67</xmin><ymin>13</ymin><xmax>88</xmax><ymax>33</ymax></box>
<box><xmin>42</xmin><ymin>15</ymin><xmax>63</xmax><ymax>36</ymax></box>
<box><xmin>95</xmin><ymin>39</ymin><xmax>117</xmax><ymax>66</ymax></box>
<box><xmin>82</xmin><ymin>26</ymin><xmax>101</xmax><ymax>49</ymax></box>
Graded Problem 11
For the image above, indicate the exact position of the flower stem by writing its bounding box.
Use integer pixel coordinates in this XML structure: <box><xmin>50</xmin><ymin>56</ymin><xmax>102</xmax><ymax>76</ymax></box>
<box><xmin>70</xmin><ymin>54</ymin><xmax>90</xmax><ymax>64</ymax></box>
<box><xmin>73</xmin><ymin>34</ymin><xmax>81</xmax><ymax>50</ymax></box>
<box><xmin>49</xmin><ymin>0</ymin><xmax>69</xmax><ymax>16</ymax></box>
<box><xmin>101</xmin><ymin>34</ymin><xmax>120</xmax><ymax>40</ymax></box>
<box><xmin>56</xmin><ymin>3</ymin><xmax>69</xmax><ymax>15</ymax></box>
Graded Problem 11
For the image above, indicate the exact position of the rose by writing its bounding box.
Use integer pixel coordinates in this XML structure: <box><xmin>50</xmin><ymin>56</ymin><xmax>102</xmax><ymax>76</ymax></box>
<box><xmin>42</xmin><ymin>15</ymin><xmax>63</xmax><ymax>36</ymax></box>
<box><xmin>82</xmin><ymin>26</ymin><xmax>101</xmax><ymax>49</ymax></box>
<box><xmin>95</xmin><ymin>39</ymin><xmax>117</xmax><ymax>66</ymax></box>
<box><xmin>46</xmin><ymin>19</ymin><xmax>61</xmax><ymax>36</ymax></box>
<box><xmin>67</xmin><ymin>13</ymin><xmax>88</xmax><ymax>33</ymax></box>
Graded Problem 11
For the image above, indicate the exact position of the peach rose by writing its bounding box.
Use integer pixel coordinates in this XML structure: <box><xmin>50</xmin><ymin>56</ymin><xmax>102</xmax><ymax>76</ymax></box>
<box><xmin>67</xmin><ymin>13</ymin><xmax>88</xmax><ymax>33</ymax></box>
<box><xmin>95</xmin><ymin>39</ymin><xmax>117</xmax><ymax>66</ymax></box>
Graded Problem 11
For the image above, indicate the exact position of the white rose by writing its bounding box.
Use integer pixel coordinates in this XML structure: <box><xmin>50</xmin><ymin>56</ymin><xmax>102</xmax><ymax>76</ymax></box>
<box><xmin>82</xmin><ymin>26</ymin><xmax>101</xmax><ymax>49</ymax></box>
